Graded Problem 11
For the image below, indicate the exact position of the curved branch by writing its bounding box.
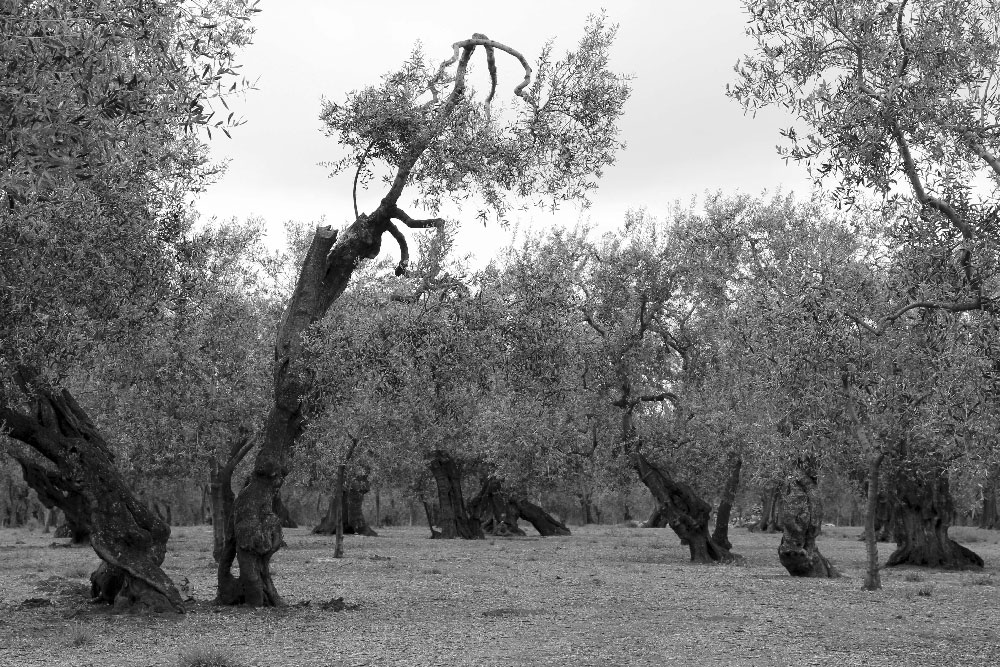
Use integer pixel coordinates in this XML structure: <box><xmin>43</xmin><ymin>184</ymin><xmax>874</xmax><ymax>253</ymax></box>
<box><xmin>846</xmin><ymin>296</ymin><xmax>984</xmax><ymax>336</ymax></box>
<box><xmin>384</xmin><ymin>221</ymin><xmax>409</xmax><ymax>276</ymax></box>
<box><xmin>895</xmin><ymin>0</ymin><xmax>910</xmax><ymax>79</ymax></box>
<box><xmin>387</xmin><ymin>204</ymin><xmax>445</xmax><ymax>229</ymax></box>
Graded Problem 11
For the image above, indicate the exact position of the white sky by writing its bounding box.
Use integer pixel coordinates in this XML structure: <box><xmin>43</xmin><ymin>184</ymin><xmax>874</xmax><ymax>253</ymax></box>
<box><xmin>195</xmin><ymin>0</ymin><xmax>813</xmax><ymax>259</ymax></box>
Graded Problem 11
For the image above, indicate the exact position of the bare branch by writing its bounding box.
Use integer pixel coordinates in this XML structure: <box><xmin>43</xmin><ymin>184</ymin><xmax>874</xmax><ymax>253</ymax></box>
<box><xmin>387</xmin><ymin>204</ymin><xmax>445</xmax><ymax>229</ymax></box>
<box><xmin>895</xmin><ymin>0</ymin><xmax>910</xmax><ymax>80</ymax></box>
<box><xmin>847</xmin><ymin>296</ymin><xmax>984</xmax><ymax>336</ymax></box>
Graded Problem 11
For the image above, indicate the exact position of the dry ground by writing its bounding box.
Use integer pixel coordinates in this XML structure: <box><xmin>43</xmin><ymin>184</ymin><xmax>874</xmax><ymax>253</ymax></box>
<box><xmin>1</xmin><ymin>523</ymin><xmax>998</xmax><ymax>666</ymax></box>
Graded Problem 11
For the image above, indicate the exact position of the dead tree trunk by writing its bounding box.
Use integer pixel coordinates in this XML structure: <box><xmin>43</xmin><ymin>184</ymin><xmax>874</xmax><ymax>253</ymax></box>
<box><xmin>634</xmin><ymin>452</ymin><xmax>738</xmax><ymax>563</ymax></box>
<box><xmin>1</xmin><ymin>388</ymin><xmax>183</xmax><ymax>612</ymax></box>
<box><xmin>712</xmin><ymin>454</ymin><xmax>742</xmax><ymax>551</ymax></box>
<box><xmin>777</xmin><ymin>468</ymin><xmax>839</xmax><ymax>578</ymax></box>
<box><xmin>427</xmin><ymin>451</ymin><xmax>482</xmax><ymax>539</ymax></box>
<box><xmin>886</xmin><ymin>464</ymin><xmax>983</xmax><ymax>569</ymax></box>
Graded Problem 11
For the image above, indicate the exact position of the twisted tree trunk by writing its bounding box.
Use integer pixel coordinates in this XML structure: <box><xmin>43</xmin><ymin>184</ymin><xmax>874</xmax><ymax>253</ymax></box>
<box><xmin>1</xmin><ymin>388</ymin><xmax>183</xmax><ymax>612</ymax></box>
<box><xmin>886</xmin><ymin>464</ymin><xmax>983</xmax><ymax>569</ymax></box>
<box><xmin>470</xmin><ymin>478</ymin><xmax>570</xmax><ymax>537</ymax></box>
<box><xmin>313</xmin><ymin>468</ymin><xmax>378</xmax><ymax>537</ymax></box>
<box><xmin>635</xmin><ymin>452</ymin><xmax>738</xmax><ymax>563</ymax></box>
<box><xmin>777</xmin><ymin>468</ymin><xmax>839</xmax><ymax>578</ymax></box>
<box><xmin>210</xmin><ymin>433</ymin><xmax>255</xmax><ymax>607</ymax></box>
<box><xmin>427</xmin><ymin>450</ymin><xmax>482</xmax><ymax>539</ymax></box>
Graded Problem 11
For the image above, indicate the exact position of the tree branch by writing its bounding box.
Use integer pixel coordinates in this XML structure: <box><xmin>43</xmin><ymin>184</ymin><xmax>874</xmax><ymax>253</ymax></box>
<box><xmin>387</xmin><ymin>204</ymin><xmax>445</xmax><ymax>229</ymax></box>
<box><xmin>352</xmin><ymin>140</ymin><xmax>376</xmax><ymax>220</ymax></box>
<box><xmin>846</xmin><ymin>296</ymin><xmax>984</xmax><ymax>336</ymax></box>
<box><xmin>384</xmin><ymin>221</ymin><xmax>410</xmax><ymax>276</ymax></box>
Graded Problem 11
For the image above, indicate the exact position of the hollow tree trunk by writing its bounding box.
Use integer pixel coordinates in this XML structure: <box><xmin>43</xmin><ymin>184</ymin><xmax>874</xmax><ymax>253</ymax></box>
<box><xmin>886</xmin><ymin>464</ymin><xmax>983</xmax><ymax>569</ymax></box>
<box><xmin>634</xmin><ymin>452</ymin><xmax>738</xmax><ymax>563</ymax></box>
<box><xmin>427</xmin><ymin>451</ymin><xmax>482</xmax><ymax>539</ymax></box>
<box><xmin>0</xmin><ymin>388</ymin><xmax>182</xmax><ymax>612</ymax></box>
<box><xmin>712</xmin><ymin>454</ymin><xmax>742</xmax><ymax>551</ymax></box>
<box><xmin>14</xmin><ymin>453</ymin><xmax>92</xmax><ymax>545</ymax></box>
<box><xmin>778</xmin><ymin>468</ymin><xmax>839</xmax><ymax>578</ymax></box>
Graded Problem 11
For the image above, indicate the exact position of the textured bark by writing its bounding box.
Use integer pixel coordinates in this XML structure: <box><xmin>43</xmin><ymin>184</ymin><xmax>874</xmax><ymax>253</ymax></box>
<box><xmin>634</xmin><ymin>452</ymin><xmax>738</xmax><ymax>563</ymax></box>
<box><xmin>712</xmin><ymin>455</ymin><xmax>742</xmax><ymax>551</ymax></box>
<box><xmin>15</xmin><ymin>454</ymin><xmax>92</xmax><ymax>544</ymax></box>
<box><xmin>1</xmin><ymin>388</ymin><xmax>182</xmax><ymax>612</ymax></box>
<box><xmin>777</xmin><ymin>469</ymin><xmax>839</xmax><ymax>578</ymax></box>
<box><xmin>886</xmin><ymin>465</ymin><xmax>983</xmax><ymax>569</ymax></box>
<box><xmin>862</xmin><ymin>454</ymin><xmax>884</xmax><ymax>591</ymax></box>
<box><xmin>427</xmin><ymin>451</ymin><xmax>482</xmax><ymax>539</ymax></box>
<box><xmin>470</xmin><ymin>479</ymin><xmax>570</xmax><ymax>537</ymax></box>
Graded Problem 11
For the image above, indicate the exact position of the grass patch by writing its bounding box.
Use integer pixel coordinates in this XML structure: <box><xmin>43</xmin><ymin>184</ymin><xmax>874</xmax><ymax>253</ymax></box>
<box><xmin>68</xmin><ymin>623</ymin><xmax>93</xmax><ymax>648</ymax></box>
<box><xmin>904</xmin><ymin>572</ymin><xmax>924</xmax><ymax>583</ymax></box>
<box><xmin>916</xmin><ymin>585</ymin><xmax>934</xmax><ymax>597</ymax></box>
<box><xmin>178</xmin><ymin>647</ymin><xmax>248</xmax><ymax>667</ymax></box>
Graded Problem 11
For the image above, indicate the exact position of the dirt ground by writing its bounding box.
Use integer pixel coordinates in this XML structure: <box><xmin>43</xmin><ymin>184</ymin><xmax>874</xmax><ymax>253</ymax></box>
<box><xmin>0</xmin><ymin>523</ymin><xmax>998</xmax><ymax>666</ymax></box>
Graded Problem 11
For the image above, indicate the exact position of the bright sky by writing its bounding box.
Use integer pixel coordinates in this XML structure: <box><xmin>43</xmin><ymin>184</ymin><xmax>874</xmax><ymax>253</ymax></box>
<box><xmin>195</xmin><ymin>0</ymin><xmax>813</xmax><ymax>259</ymax></box>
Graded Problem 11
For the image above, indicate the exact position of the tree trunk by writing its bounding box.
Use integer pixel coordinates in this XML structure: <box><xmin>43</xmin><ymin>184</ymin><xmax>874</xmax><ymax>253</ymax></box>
<box><xmin>274</xmin><ymin>493</ymin><xmax>297</xmax><ymax>528</ymax></box>
<box><xmin>227</xmin><ymin>219</ymin><xmax>395</xmax><ymax>606</ymax></box>
<box><xmin>427</xmin><ymin>451</ymin><xmax>482</xmax><ymax>539</ymax></box>
<box><xmin>1</xmin><ymin>388</ymin><xmax>183</xmax><ymax>612</ymax></box>
<box><xmin>752</xmin><ymin>484</ymin><xmax>783</xmax><ymax>533</ymax></box>
<box><xmin>577</xmin><ymin>489</ymin><xmax>598</xmax><ymax>525</ymax></box>
<box><xmin>777</xmin><ymin>468</ymin><xmax>839</xmax><ymax>578</ymax></box>
<box><xmin>14</xmin><ymin>453</ymin><xmax>92</xmax><ymax>545</ymax></box>
<box><xmin>314</xmin><ymin>469</ymin><xmax>378</xmax><ymax>537</ymax></box>
<box><xmin>422</xmin><ymin>500</ymin><xmax>442</xmax><ymax>539</ymax></box>
<box><xmin>886</xmin><ymin>464</ymin><xmax>983</xmax><ymax>569</ymax></box>
<box><xmin>634</xmin><ymin>452</ymin><xmax>738</xmax><ymax>563</ymax></box>
<box><xmin>980</xmin><ymin>465</ymin><xmax>999</xmax><ymax>530</ymax></box>
<box><xmin>470</xmin><ymin>479</ymin><xmax>571</xmax><ymax>537</ymax></box>
<box><xmin>516</xmin><ymin>498</ymin><xmax>571</xmax><ymax>536</ymax></box>
<box><xmin>712</xmin><ymin>454</ymin><xmax>742</xmax><ymax>550</ymax></box>
<box><xmin>862</xmin><ymin>454</ymin><xmax>884</xmax><ymax>591</ymax></box>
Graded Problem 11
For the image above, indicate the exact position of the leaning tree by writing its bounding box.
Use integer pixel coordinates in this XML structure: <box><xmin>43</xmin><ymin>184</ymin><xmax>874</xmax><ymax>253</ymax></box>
<box><xmin>220</xmin><ymin>16</ymin><xmax>631</xmax><ymax>606</ymax></box>
<box><xmin>0</xmin><ymin>0</ymin><xmax>256</xmax><ymax>612</ymax></box>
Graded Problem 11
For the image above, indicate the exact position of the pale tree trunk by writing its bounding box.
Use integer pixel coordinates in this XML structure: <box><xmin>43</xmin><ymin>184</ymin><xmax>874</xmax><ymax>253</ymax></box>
<box><xmin>1</xmin><ymin>387</ymin><xmax>183</xmax><ymax>612</ymax></box>
<box><xmin>863</xmin><ymin>454</ymin><xmax>884</xmax><ymax>591</ymax></box>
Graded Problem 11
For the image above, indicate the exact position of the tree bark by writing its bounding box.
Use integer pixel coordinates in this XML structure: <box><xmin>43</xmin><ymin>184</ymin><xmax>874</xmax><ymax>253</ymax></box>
<box><xmin>886</xmin><ymin>464</ymin><xmax>983</xmax><ymax>569</ymax></box>
<box><xmin>862</xmin><ymin>454</ymin><xmax>884</xmax><ymax>590</ymax></box>
<box><xmin>777</xmin><ymin>468</ymin><xmax>839</xmax><ymax>578</ymax></box>
<box><xmin>980</xmin><ymin>465</ymin><xmax>999</xmax><ymax>530</ymax></box>
<box><xmin>1</xmin><ymin>387</ymin><xmax>183</xmax><ymax>612</ymax></box>
<box><xmin>313</xmin><ymin>468</ymin><xmax>378</xmax><ymax>537</ymax></box>
<box><xmin>470</xmin><ymin>478</ymin><xmax>570</xmax><ymax>537</ymax></box>
<box><xmin>712</xmin><ymin>454</ymin><xmax>742</xmax><ymax>550</ymax></box>
<box><xmin>427</xmin><ymin>450</ymin><xmax>482</xmax><ymax>539</ymax></box>
<box><xmin>14</xmin><ymin>453</ymin><xmax>92</xmax><ymax>545</ymax></box>
<box><xmin>634</xmin><ymin>452</ymin><xmax>738</xmax><ymax>563</ymax></box>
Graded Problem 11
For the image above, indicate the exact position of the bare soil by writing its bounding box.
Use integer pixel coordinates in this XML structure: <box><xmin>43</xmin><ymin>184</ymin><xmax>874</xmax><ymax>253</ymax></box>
<box><xmin>1</xmin><ymin>523</ymin><xmax>998</xmax><ymax>666</ymax></box>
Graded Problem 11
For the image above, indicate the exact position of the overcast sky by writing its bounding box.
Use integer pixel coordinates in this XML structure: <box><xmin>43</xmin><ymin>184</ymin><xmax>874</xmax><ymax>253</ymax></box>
<box><xmin>195</xmin><ymin>0</ymin><xmax>813</xmax><ymax>258</ymax></box>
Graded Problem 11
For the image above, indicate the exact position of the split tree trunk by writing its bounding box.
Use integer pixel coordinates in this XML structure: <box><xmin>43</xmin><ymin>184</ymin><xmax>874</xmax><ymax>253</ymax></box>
<box><xmin>886</xmin><ymin>464</ymin><xmax>983</xmax><ymax>569</ymax></box>
<box><xmin>634</xmin><ymin>452</ymin><xmax>738</xmax><ymax>563</ymax></box>
<box><xmin>777</xmin><ymin>468</ymin><xmax>839</xmax><ymax>578</ymax></box>
<box><xmin>209</xmin><ymin>432</ymin><xmax>255</xmax><ymax>597</ymax></box>
<box><xmin>712</xmin><ymin>454</ymin><xmax>742</xmax><ymax>551</ymax></box>
<box><xmin>470</xmin><ymin>478</ymin><xmax>570</xmax><ymax>537</ymax></box>
<box><xmin>0</xmin><ymin>387</ymin><xmax>183</xmax><ymax>612</ymax></box>
<box><xmin>427</xmin><ymin>450</ymin><xmax>482</xmax><ymax>539</ymax></box>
